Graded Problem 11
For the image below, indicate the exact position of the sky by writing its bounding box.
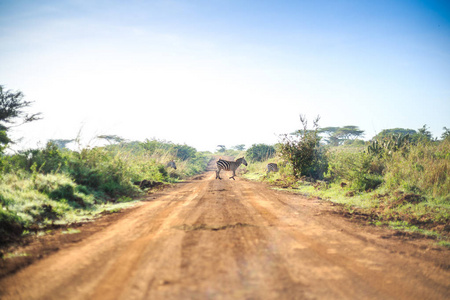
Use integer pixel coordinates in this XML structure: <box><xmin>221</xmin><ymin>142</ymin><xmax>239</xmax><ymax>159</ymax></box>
<box><xmin>1</xmin><ymin>0</ymin><xmax>449</xmax><ymax>152</ymax></box>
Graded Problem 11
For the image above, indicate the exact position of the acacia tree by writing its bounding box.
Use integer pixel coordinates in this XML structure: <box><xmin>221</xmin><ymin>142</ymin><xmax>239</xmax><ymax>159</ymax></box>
<box><xmin>319</xmin><ymin>126</ymin><xmax>364</xmax><ymax>146</ymax></box>
<box><xmin>0</xmin><ymin>85</ymin><xmax>41</xmax><ymax>150</ymax></box>
<box><xmin>97</xmin><ymin>135</ymin><xmax>125</xmax><ymax>145</ymax></box>
<box><xmin>216</xmin><ymin>145</ymin><xmax>226</xmax><ymax>153</ymax></box>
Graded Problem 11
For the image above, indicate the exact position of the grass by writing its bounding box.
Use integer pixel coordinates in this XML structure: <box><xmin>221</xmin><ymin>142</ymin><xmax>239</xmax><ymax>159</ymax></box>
<box><xmin>61</xmin><ymin>228</ymin><xmax>81</xmax><ymax>235</ymax></box>
<box><xmin>257</xmin><ymin>179</ymin><xmax>450</xmax><ymax>247</ymax></box>
<box><xmin>3</xmin><ymin>252</ymin><xmax>30</xmax><ymax>259</ymax></box>
<box><xmin>0</xmin><ymin>171</ymin><xmax>146</xmax><ymax>242</ymax></box>
<box><xmin>242</xmin><ymin>140</ymin><xmax>450</xmax><ymax>246</ymax></box>
<box><xmin>0</xmin><ymin>139</ymin><xmax>211</xmax><ymax>245</ymax></box>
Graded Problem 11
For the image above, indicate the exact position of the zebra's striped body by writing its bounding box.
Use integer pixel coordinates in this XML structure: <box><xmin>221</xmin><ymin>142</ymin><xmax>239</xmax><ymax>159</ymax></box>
<box><xmin>166</xmin><ymin>160</ymin><xmax>177</xmax><ymax>169</ymax></box>
<box><xmin>266</xmin><ymin>163</ymin><xmax>278</xmax><ymax>175</ymax></box>
<box><xmin>216</xmin><ymin>157</ymin><xmax>248</xmax><ymax>180</ymax></box>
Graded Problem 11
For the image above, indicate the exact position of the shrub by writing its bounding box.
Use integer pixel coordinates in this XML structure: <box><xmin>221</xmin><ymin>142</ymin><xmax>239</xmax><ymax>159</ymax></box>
<box><xmin>383</xmin><ymin>139</ymin><xmax>450</xmax><ymax>197</ymax></box>
<box><xmin>0</xmin><ymin>137</ymin><xmax>211</xmax><ymax>247</ymax></box>
<box><xmin>279</xmin><ymin>116</ymin><xmax>327</xmax><ymax>179</ymax></box>
<box><xmin>246</xmin><ymin>144</ymin><xmax>276</xmax><ymax>162</ymax></box>
<box><xmin>173</xmin><ymin>144</ymin><xmax>197</xmax><ymax>161</ymax></box>
<box><xmin>327</xmin><ymin>150</ymin><xmax>383</xmax><ymax>191</ymax></box>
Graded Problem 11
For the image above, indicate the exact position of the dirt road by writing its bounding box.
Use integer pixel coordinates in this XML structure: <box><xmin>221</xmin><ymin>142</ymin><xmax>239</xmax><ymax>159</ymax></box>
<box><xmin>1</xmin><ymin>166</ymin><xmax>449</xmax><ymax>299</ymax></box>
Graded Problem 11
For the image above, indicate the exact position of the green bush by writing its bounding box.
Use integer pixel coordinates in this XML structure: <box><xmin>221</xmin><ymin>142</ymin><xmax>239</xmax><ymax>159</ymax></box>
<box><xmin>246</xmin><ymin>144</ymin><xmax>276</xmax><ymax>162</ymax></box>
<box><xmin>173</xmin><ymin>144</ymin><xmax>197</xmax><ymax>161</ymax></box>
<box><xmin>327</xmin><ymin>150</ymin><xmax>383</xmax><ymax>191</ymax></box>
<box><xmin>7</xmin><ymin>142</ymin><xmax>68</xmax><ymax>174</ymax></box>
<box><xmin>0</xmin><ymin>138</ymin><xmax>210</xmax><ymax>243</ymax></box>
<box><xmin>279</xmin><ymin>116</ymin><xmax>327</xmax><ymax>179</ymax></box>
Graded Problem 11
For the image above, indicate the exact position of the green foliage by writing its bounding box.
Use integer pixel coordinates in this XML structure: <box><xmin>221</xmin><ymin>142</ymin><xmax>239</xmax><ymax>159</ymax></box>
<box><xmin>216</xmin><ymin>145</ymin><xmax>226</xmax><ymax>153</ymax></box>
<box><xmin>368</xmin><ymin>134</ymin><xmax>411</xmax><ymax>157</ymax></box>
<box><xmin>0</xmin><ymin>85</ymin><xmax>41</xmax><ymax>151</ymax></box>
<box><xmin>0</xmin><ymin>138</ymin><xmax>209</xmax><ymax>244</ymax></box>
<box><xmin>441</xmin><ymin>127</ymin><xmax>450</xmax><ymax>141</ymax></box>
<box><xmin>49</xmin><ymin>139</ymin><xmax>75</xmax><ymax>149</ymax></box>
<box><xmin>173</xmin><ymin>144</ymin><xmax>196</xmax><ymax>161</ymax></box>
<box><xmin>383</xmin><ymin>139</ymin><xmax>450</xmax><ymax>198</ymax></box>
<box><xmin>373</xmin><ymin>125</ymin><xmax>434</xmax><ymax>144</ymax></box>
<box><xmin>373</xmin><ymin>128</ymin><xmax>416</xmax><ymax>140</ymax></box>
<box><xmin>34</xmin><ymin>174</ymin><xmax>75</xmax><ymax>199</ymax></box>
<box><xmin>246</xmin><ymin>144</ymin><xmax>276</xmax><ymax>162</ymax></box>
<box><xmin>416</xmin><ymin>124</ymin><xmax>433</xmax><ymax>141</ymax></box>
<box><xmin>232</xmin><ymin>144</ymin><xmax>246</xmax><ymax>151</ymax></box>
<box><xmin>327</xmin><ymin>150</ymin><xmax>383</xmax><ymax>191</ymax></box>
<box><xmin>319</xmin><ymin>126</ymin><xmax>364</xmax><ymax>146</ymax></box>
<box><xmin>244</xmin><ymin>122</ymin><xmax>449</xmax><ymax>239</ymax></box>
<box><xmin>343</xmin><ymin>139</ymin><xmax>366</xmax><ymax>146</ymax></box>
<box><xmin>280</xmin><ymin>115</ymin><xmax>327</xmax><ymax>179</ymax></box>
<box><xmin>140</xmin><ymin>139</ymin><xmax>199</xmax><ymax>161</ymax></box>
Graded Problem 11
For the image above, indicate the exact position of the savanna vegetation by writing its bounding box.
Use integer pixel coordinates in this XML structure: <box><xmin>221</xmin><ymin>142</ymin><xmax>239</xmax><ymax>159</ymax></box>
<box><xmin>1</xmin><ymin>85</ymin><xmax>448</xmax><ymax>248</ymax></box>
<box><xmin>243</xmin><ymin>116</ymin><xmax>450</xmax><ymax>244</ymax></box>
<box><xmin>0</xmin><ymin>86</ymin><xmax>210</xmax><ymax>245</ymax></box>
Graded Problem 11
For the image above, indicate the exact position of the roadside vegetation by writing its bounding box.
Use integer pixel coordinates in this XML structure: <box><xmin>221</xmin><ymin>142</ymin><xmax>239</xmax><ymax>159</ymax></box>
<box><xmin>242</xmin><ymin>116</ymin><xmax>450</xmax><ymax>243</ymax></box>
<box><xmin>1</xmin><ymin>84</ymin><xmax>448</xmax><ymax>248</ymax></box>
<box><xmin>0</xmin><ymin>139</ymin><xmax>210</xmax><ymax>245</ymax></box>
<box><xmin>0</xmin><ymin>85</ymin><xmax>210</xmax><ymax>245</ymax></box>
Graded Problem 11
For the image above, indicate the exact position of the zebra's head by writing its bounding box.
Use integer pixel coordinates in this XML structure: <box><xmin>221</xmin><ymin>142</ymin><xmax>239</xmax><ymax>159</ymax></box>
<box><xmin>167</xmin><ymin>160</ymin><xmax>177</xmax><ymax>169</ymax></box>
<box><xmin>238</xmin><ymin>157</ymin><xmax>248</xmax><ymax>166</ymax></box>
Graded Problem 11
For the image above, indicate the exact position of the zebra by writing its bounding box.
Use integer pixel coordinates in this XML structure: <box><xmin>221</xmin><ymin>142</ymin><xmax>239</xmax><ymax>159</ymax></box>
<box><xmin>166</xmin><ymin>160</ymin><xmax>177</xmax><ymax>169</ymax></box>
<box><xmin>266</xmin><ymin>163</ymin><xmax>278</xmax><ymax>175</ymax></box>
<box><xmin>216</xmin><ymin>157</ymin><xmax>248</xmax><ymax>180</ymax></box>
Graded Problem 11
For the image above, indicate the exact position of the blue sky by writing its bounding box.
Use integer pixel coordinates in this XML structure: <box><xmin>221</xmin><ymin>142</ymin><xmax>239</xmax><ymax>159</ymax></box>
<box><xmin>1</xmin><ymin>0</ymin><xmax>449</xmax><ymax>151</ymax></box>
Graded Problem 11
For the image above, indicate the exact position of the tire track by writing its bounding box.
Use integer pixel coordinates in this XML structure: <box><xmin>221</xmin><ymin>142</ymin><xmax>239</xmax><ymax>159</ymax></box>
<box><xmin>0</xmin><ymin>170</ymin><xmax>448</xmax><ymax>300</ymax></box>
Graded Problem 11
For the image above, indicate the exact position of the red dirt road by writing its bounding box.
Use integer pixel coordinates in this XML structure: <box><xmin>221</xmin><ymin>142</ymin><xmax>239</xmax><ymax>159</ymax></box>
<box><xmin>0</xmin><ymin>168</ymin><xmax>449</xmax><ymax>299</ymax></box>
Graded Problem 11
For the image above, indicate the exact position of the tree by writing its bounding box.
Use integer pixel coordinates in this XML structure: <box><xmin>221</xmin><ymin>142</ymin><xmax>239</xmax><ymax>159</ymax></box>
<box><xmin>318</xmin><ymin>126</ymin><xmax>364</xmax><ymax>146</ymax></box>
<box><xmin>49</xmin><ymin>139</ymin><xmax>75</xmax><ymax>150</ymax></box>
<box><xmin>318</xmin><ymin>127</ymin><xmax>340</xmax><ymax>145</ymax></box>
<box><xmin>97</xmin><ymin>135</ymin><xmax>125</xmax><ymax>144</ymax></box>
<box><xmin>216</xmin><ymin>145</ymin><xmax>226</xmax><ymax>153</ymax></box>
<box><xmin>416</xmin><ymin>124</ymin><xmax>432</xmax><ymax>141</ymax></box>
<box><xmin>0</xmin><ymin>85</ymin><xmax>41</xmax><ymax>149</ymax></box>
<box><xmin>232</xmin><ymin>144</ymin><xmax>246</xmax><ymax>151</ymax></box>
<box><xmin>246</xmin><ymin>144</ymin><xmax>275</xmax><ymax>162</ymax></box>
<box><xmin>373</xmin><ymin>128</ymin><xmax>416</xmax><ymax>140</ymax></box>
<box><xmin>173</xmin><ymin>144</ymin><xmax>196</xmax><ymax>161</ymax></box>
<box><xmin>441</xmin><ymin>127</ymin><xmax>450</xmax><ymax>140</ymax></box>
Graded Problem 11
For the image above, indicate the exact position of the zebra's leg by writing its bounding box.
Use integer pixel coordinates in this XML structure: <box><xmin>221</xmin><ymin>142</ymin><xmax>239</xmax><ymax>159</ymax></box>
<box><xmin>229</xmin><ymin>170</ymin><xmax>236</xmax><ymax>180</ymax></box>
<box><xmin>216</xmin><ymin>169</ymin><xmax>222</xmax><ymax>180</ymax></box>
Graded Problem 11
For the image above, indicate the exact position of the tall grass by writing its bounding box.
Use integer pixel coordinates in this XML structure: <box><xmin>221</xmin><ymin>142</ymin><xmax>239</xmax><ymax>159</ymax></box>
<box><xmin>0</xmin><ymin>139</ymin><xmax>210</xmax><ymax>244</ymax></box>
<box><xmin>327</xmin><ymin>148</ymin><xmax>384</xmax><ymax>191</ymax></box>
<box><xmin>383</xmin><ymin>140</ymin><xmax>450</xmax><ymax>198</ymax></box>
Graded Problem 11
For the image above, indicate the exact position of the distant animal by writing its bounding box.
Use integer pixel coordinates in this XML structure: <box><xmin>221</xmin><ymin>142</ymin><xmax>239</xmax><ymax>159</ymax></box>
<box><xmin>166</xmin><ymin>160</ymin><xmax>177</xmax><ymax>169</ymax></box>
<box><xmin>216</xmin><ymin>157</ymin><xmax>248</xmax><ymax>180</ymax></box>
<box><xmin>266</xmin><ymin>163</ymin><xmax>279</xmax><ymax>175</ymax></box>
